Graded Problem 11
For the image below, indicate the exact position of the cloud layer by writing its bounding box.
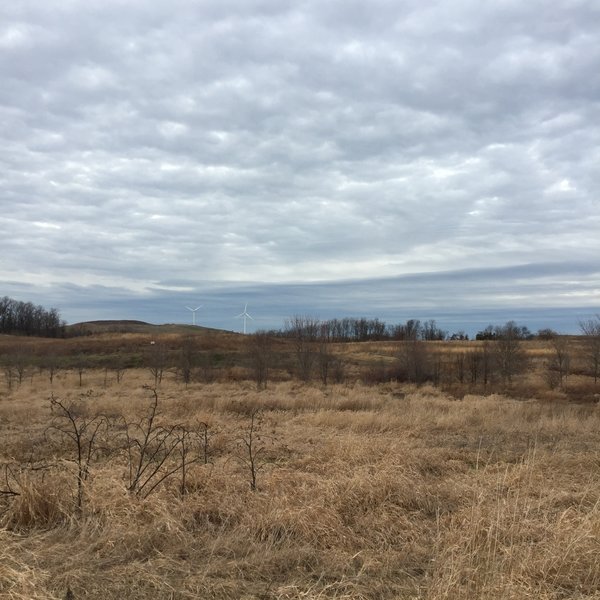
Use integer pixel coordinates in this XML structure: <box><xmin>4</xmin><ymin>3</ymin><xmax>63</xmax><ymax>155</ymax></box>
<box><xmin>1</xmin><ymin>1</ymin><xmax>599</xmax><ymax>331</ymax></box>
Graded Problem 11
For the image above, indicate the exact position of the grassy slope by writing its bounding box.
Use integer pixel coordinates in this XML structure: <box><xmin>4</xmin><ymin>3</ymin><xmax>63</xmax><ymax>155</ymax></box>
<box><xmin>1</xmin><ymin>369</ymin><xmax>599</xmax><ymax>599</ymax></box>
<box><xmin>66</xmin><ymin>320</ymin><xmax>229</xmax><ymax>336</ymax></box>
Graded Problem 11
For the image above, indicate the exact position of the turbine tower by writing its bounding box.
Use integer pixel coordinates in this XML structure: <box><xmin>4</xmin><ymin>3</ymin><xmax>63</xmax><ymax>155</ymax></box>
<box><xmin>235</xmin><ymin>303</ymin><xmax>254</xmax><ymax>334</ymax></box>
<box><xmin>185</xmin><ymin>305</ymin><xmax>202</xmax><ymax>326</ymax></box>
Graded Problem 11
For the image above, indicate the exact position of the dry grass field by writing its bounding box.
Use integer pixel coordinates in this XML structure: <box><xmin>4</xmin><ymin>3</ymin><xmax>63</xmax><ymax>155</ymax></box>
<box><xmin>1</xmin><ymin>356</ymin><xmax>600</xmax><ymax>599</ymax></box>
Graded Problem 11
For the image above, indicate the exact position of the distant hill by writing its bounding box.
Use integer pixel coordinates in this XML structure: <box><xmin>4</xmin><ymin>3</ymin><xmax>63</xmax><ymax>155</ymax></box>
<box><xmin>67</xmin><ymin>320</ymin><xmax>234</xmax><ymax>336</ymax></box>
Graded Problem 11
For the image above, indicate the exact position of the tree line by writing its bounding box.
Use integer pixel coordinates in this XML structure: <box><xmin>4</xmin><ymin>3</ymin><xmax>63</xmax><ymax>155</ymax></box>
<box><xmin>266</xmin><ymin>316</ymin><xmax>543</xmax><ymax>342</ymax></box>
<box><xmin>247</xmin><ymin>315</ymin><xmax>600</xmax><ymax>391</ymax></box>
<box><xmin>267</xmin><ymin>317</ymin><xmax>448</xmax><ymax>342</ymax></box>
<box><xmin>0</xmin><ymin>296</ymin><xmax>65</xmax><ymax>337</ymax></box>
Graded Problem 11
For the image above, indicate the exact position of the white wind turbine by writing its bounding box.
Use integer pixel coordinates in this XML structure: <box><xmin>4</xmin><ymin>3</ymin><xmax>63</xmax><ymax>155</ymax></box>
<box><xmin>235</xmin><ymin>303</ymin><xmax>254</xmax><ymax>334</ymax></box>
<box><xmin>185</xmin><ymin>305</ymin><xmax>202</xmax><ymax>326</ymax></box>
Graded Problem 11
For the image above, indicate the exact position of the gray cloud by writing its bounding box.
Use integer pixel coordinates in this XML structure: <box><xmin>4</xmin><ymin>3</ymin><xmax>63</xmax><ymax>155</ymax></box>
<box><xmin>1</xmin><ymin>0</ymin><xmax>599</xmax><ymax>329</ymax></box>
<box><xmin>3</xmin><ymin>261</ymin><xmax>597</xmax><ymax>335</ymax></box>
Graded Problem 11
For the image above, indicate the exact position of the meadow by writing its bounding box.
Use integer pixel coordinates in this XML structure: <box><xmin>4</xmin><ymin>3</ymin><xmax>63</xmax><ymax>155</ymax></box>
<box><xmin>1</xmin><ymin>331</ymin><xmax>599</xmax><ymax>599</ymax></box>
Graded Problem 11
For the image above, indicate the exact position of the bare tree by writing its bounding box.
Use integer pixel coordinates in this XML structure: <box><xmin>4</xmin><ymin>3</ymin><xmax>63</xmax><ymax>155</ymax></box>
<box><xmin>547</xmin><ymin>335</ymin><xmax>571</xmax><ymax>390</ymax></box>
<box><xmin>467</xmin><ymin>351</ymin><xmax>482</xmax><ymax>385</ymax></box>
<box><xmin>397</xmin><ymin>338</ymin><xmax>431</xmax><ymax>384</ymax></box>
<box><xmin>146</xmin><ymin>342</ymin><xmax>167</xmax><ymax>386</ymax></box>
<box><xmin>177</xmin><ymin>336</ymin><xmax>197</xmax><ymax>386</ymax></box>
<box><xmin>197</xmin><ymin>351</ymin><xmax>216</xmax><ymax>383</ymax></box>
<box><xmin>391</xmin><ymin>319</ymin><xmax>422</xmax><ymax>341</ymax></box>
<box><xmin>2</xmin><ymin>359</ymin><xmax>15</xmax><ymax>390</ymax></box>
<box><xmin>330</xmin><ymin>356</ymin><xmax>346</xmax><ymax>384</ymax></box>
<box><xmin>480</xmin><ymin>341</ymin><xmax>495</xmax><ymax>388</ymax></box>
<box><xmin>317</xmin><ymin>342</ymin><xmax>332</xmax><ymax>385</ymax></box>
<box><xmin>579</xmin><ymin>316</ymin><xmax>600</xmax><ymax>385</ymax></box>
<box><xmin>285</xmin><ymin>316</ymin><xmax>320</xmax><ymax>382</ymax></box>
<box><xmin>196</xmin><ymin>421</ymin><xmax>214</xmax><ymax>465</ymax></box>
<box><xmin>247</xmin><ymin>331</ymin><xmax>273</xmax><ymax>390</ymax></box>
<box><xmin>44</xmin><ymin>355</ymin><xmax>61</xmax><ymax>385</ymax></box>
<box><xmin>10</xmin><ymin>345</ymin><xmax>30</xmax><ymax>385</ymax></box>
<box><xmin>453</xmin><ymin>352</ymin><xmax>466</xmax><ymax>384</ymax></box>
<box><xmin>317</xmin><ymin>322</ymin><xmax>334</xmax><ymax>385</ymax></box>
<box><xmin>73</xmin><ymin>353</ymin><xmax>88</xmax><ymax>387</ymax></box>
<box><xmin>113</xmin><ymin>356</ymin><xmax>127</xmax><ymax>384</ymax></box>
<box><xmin>493</xmin><ymin>322</ymin><xmax>527</xmax><ymax>386</ymax></box>
<box><xmin>422</xmin><ymin>319</ymin><xmax>447</xmax><ymax>341</ymax></box>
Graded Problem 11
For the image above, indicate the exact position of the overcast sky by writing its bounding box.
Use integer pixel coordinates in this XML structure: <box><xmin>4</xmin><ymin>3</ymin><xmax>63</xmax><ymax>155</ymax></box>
<box><xmin>1</xmin><ymin>0</ymin><xmax>599</xmax><ymax>333</ymax></box>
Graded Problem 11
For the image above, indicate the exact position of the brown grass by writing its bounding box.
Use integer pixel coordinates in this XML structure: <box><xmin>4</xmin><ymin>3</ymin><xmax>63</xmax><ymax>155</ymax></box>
<box><xmin>1</xmin><ymin>370</ymin><xmax>600</xmax><ymax>599</ymax></box>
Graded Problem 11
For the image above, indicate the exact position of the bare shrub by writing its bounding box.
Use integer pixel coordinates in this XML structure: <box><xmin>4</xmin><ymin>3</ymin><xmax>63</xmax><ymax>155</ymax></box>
<box><xmin>234</xmin><ymin>409</ymin><xmax>273</xmax><ymax>492</ymax></box>
<box><xmin>121</xmin><ymin>388</ymin><xmax>202</xmax><ymax>497</ymax></box>
<box><xmin>396</xmin><ymin>339</ymin><xmax>432</xmax><ymax>384</ymax></box>
<box><xmin>46</xmin><ymin>395</ymin><xmax>109</xmax><ymax>510</ymax></box>
<box><xmin>361</xmin><ymin>362</ymin><xmax>392</xmax><ymax>385</ymax></box>
<box><xmin>196</xmin><ymin>351</ymin><xmax>217</xmax><ymax>383</ymax></box>
<box><xmin>0</xmin><ymin>463</ymin><xmax>21</xmax><ymax>501</ymax></box>
<box><xmin>330</xmin><ymin>357</ymin><xmax>346</xmax><ymax>384</ymax></box>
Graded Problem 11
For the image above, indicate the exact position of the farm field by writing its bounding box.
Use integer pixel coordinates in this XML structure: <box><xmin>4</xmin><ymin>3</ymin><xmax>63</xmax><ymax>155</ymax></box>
<box><xmin>1</xmin><ymin>357</ymin><xmax>600</xmax><ymax>599</ymax></box>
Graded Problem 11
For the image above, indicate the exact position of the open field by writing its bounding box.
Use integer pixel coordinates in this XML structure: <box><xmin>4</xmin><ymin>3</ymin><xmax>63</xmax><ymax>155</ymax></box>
<box><xmin>1</xmin><ymin>359</ymin><xmax>600</xmax><ymax>599</ymax></box>
<box><xmin>2</xmin><ymin>325</ymin><xmax>598</xmax><ymax>404</ymax></box>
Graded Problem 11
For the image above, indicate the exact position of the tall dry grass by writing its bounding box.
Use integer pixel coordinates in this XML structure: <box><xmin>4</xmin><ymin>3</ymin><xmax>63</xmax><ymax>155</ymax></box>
<box><xmin>1</xmin><ymin>371</ymin><xmax>600</xmax><ymax>598</ymax></box>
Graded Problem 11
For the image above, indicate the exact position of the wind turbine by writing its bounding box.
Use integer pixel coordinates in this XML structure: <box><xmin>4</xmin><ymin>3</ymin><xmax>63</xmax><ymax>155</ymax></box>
<box><xmin>235</xmin><ymin>303</ymin><xmax>254</xmax><ymax>334</ymax></box>
<box><xmin>185</xmin><ymin>305</ymin><xmax>202</xmax><ymax>326</ymax></box>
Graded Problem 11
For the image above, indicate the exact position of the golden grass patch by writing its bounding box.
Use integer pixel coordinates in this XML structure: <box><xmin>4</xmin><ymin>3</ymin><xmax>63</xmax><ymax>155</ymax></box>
<box><xmin>1</xmin><ymin>376</ymin><xmax>600</xmax><ymax>599</ymax></box>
